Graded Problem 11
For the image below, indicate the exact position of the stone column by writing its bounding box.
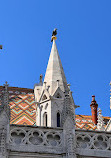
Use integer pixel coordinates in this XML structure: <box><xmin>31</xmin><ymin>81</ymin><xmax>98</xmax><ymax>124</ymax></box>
<box><xmin>62</xmin><ymin>95</ymin><xmax>77</xmax><ymax>158</ymax></box>
<box><xmin>0</xmin><ymin>82</ymin><xmax>10</xmax><ymax>158</ymax></box>
<box><xmin>0</xmin><ymin>128</ymin><xmax>9</xmax><ymax>158</ymax></box>
<box><xmin>66</xmin><ymin>130</ymin><xmax>76</xmax><ymax>158</ymax></box>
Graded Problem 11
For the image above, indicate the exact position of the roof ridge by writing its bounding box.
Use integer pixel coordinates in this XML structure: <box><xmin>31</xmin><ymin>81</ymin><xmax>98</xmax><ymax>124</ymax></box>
<box><xmin>0</xmin><ymin>86</ymin><xmax>34</xmax><ymax>91</ymax></box>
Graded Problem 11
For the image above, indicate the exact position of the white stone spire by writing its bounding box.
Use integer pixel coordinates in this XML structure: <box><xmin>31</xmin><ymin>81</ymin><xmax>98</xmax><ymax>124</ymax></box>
<box><xmin>43</xmin><ymin>39</ymin><xmax>68</xmax><ymax>95</ymax></box>
<box><xmin>35</xmin><ymin>31</ymin><xmax>70</xmax><ymax>127</ymax></box>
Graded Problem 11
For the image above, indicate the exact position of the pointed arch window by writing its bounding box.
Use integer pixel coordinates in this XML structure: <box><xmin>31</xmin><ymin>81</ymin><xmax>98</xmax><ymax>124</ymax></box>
<box><xmin>56</xmin><ymin>93</ymin><xmax>62</xmax><ymax>98</ymax></box>
<box><xmin>57</xmin><ymin>112</ymin><xmax>60</xmax><ymax>127</ymax></box>
<box><xmin>43</xmin><ymin>112</ymin><xmax>47</xmax><ymax>127</ymax></box>
<box><xmin>42</xmin><ymin>95</ymin><xmax>47</xmax><ymax>101</ymax></box>
<box><xmin>45</xmin><ymin>103</ymin><xmax>48</xmax><ymax>110</ymax></box>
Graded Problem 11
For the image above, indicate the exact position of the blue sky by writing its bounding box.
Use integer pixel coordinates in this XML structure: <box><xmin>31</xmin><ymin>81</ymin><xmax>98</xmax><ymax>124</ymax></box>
<box><xmin>0</xmin><ymin>1</ymin><xmax>111</xmax><ymax>116</ymax></box>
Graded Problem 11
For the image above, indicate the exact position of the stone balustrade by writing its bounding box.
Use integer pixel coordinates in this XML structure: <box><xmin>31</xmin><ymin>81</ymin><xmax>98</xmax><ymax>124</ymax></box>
<box><xmin>76</xmin><ymin>129</ymin><xmax>111</xmax><ymax>157</ymax></box>
<box><xmin>8</xmin><ymin>125</ymin><xmax>111</xmax><ymax>157</ymax></box>
<box><xmin>9</xmin><ymin>124</ymin><xmax>64</xmax><ymax>154</ymax></box>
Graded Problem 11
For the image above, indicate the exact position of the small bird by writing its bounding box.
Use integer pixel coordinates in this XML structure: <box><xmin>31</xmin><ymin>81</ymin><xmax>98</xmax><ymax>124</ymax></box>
<box><xmin>0</xmin><ymin>45</ymin><xmax>2</xmax><ymax>49</ymax></box>
<box><xmin>51</xmin><ymin>29</ymin><xmax>57</xmax><ymax>42</ymax></box>
<box><xmin>52</xmin><ymin>28</ymin><xmax>57</xmax><ymax>36</ymax></box>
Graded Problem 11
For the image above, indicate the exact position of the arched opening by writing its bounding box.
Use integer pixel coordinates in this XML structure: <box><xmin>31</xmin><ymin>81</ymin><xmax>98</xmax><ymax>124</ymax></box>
<box><xmin>57</xmin><ymin>112</ymin><xmax>60</xmax><ymax>127</ymax></box>
<box><xmin>42</xmin><ymin>95</ymin><xmax>47</xmax><ymax>101</ymax></box>
<box><xmin>56</xmin><ymin>93</ymin><xmax>62</xmax><ymax>98</ymax></box>
<box><xmin>43</xmin><ymin>112</ymin><xmax>47</xmax><ymax>127</ymax></box>
<box><xmin>45</xmin><ymin>103</ymin><xmax>48</xmax><ymax>110</ymax></box>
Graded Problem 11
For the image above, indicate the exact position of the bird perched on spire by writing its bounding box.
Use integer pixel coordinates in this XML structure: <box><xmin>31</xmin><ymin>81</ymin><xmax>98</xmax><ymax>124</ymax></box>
<box><xmin>51</xmin><ymin>28</ymin><xmax>57</xmax><ymax>42</ymax></box>
<box><xmin>52</xmin><ymin>28</ymin><xmax>57</xmax><ymax>36</ymax></box>
<box><xmin>0</xmin><ymin>45</ymin><xmax>2</xmax><ymax>49</ymax></box>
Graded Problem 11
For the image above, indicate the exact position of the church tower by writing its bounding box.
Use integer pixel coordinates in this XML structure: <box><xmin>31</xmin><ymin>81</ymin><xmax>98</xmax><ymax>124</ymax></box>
<box><xmin>34</xmin><ymin>30</ymin><xmax>75</xmax><ymax>129</ymax></box>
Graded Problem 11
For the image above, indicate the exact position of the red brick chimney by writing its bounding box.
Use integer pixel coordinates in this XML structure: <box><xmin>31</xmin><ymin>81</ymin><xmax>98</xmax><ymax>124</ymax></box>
<box><xmin>90</xmin><ymin>95</ymin><xmax>98</xmax><ymax>125</ymax></box>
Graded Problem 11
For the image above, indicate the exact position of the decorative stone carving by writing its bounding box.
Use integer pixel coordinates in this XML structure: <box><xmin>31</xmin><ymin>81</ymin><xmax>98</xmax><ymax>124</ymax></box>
<box><xmin>10</xmin><ymin>126</ymin><xmax>62</xmax><ymax>148</ymax></box>
<box><xmin>0</xmin><ymin>128</ymin><xmax>9</xmax><ymax>158</ymax></box>
<box><xmin>63</xmin><ymin>113</ymin><xmax>76</xmax><ymax>158</ymax></box>
<box><xmin>10</xmin><ymin>128</ymin><xmax>26</xmax><ymax>145</ymax></box>
<box><xmin>46</xmin><ymin>131</ymin><xmax>61</xmax><ymax>146</ymax></box>
<box><xmin>61</xmin><ymin>95</ymin><xmax>75</xmax><ymax>127</ymax></box>
<box><xmin>1</xmin><ymin>129</ymin><xmax>6</xmax><ymax>156</ymax></box>
<box><xmin>97</xmin><ymin>108</ymin><xmax>105</xmax><ymax>131</ymax></box>
<box><xmin>76</xmin><ymin>134</ymin><xmax>91</xmax><ymax>149</ymax></box>
<box><xmin>1</xmin><ymin>82</ymin><xmax>10</xmax><ymax>119</ymax></box>
<box><xmin>93</xmin><ymin>134</ymin><xmax>108</xmax><ymax>150</ymax></box>
<box><xmin>76</xmin><ymin>130</ymin><xmax>111</xmax><ymax>151</ymax></box>
<box><xmin>29</xmin><ymin>130</ymin><xmax>43</xmax><ymax>145</ymax></box>
<box><xmin>62</xmin><ymin>91</ymin><xmax>76</xmax><ymax>158</ymax></box>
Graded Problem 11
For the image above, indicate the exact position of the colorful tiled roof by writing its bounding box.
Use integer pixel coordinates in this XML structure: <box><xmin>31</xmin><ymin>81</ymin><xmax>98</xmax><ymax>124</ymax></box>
<box><xmin>75</xmin><ymin>115</ymin><xmax>110</xmax><ymax>130</ymax></box>
<box><xmin>75</xmin><ymin>115</ymin><xmax>97</xmax><ymax>130</ymax></box>
<box><xmin>0</xmin><ymin>86</ymin><xmax>36</xmax><ymax>125</ymax></box>
<box><xmin>0</xmin><ymin>86</ymin><xmax>110</xmax><ymax>130</ymax></box>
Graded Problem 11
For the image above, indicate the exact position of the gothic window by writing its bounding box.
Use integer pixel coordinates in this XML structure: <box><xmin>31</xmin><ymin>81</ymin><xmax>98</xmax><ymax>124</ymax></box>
<box><xmin>56</xmin><ymin>93</ymin><xmax>62</xmax><ymax>98</ymax></box>
<box><xmin>57</xmin><ymin>112</ymin><xmax>60</xmax><ymax>127</ymax></box>
<box><xmin>40</xmin><ymin>105</ymin><xmax>43</xmax><ymax>111</ymax></box>
<box><xmin>45</xmin><ymin>103</ymin><xmax>48</xmax><ymax>110</ymax></box>
<box><xmin>43</xmin><ymin>112</ymin><xmax>47</xmax><ymax>127</ymax></box>
<box><xmin>42</xmin><ymin>94</ymin><xmax>47</xmax><ymax>101</ymax></box>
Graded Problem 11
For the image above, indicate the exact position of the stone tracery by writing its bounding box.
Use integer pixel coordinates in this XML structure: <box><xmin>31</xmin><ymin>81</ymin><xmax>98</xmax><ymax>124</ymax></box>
<box><xmin>10</xmin><ymin>127</ymin><xmax>62</xmax><ymax>147</ymax></box>
<box><xmin>76</xmin><ymin>131</ymin><xmax>111</xmax><ymax>151</ymax></box>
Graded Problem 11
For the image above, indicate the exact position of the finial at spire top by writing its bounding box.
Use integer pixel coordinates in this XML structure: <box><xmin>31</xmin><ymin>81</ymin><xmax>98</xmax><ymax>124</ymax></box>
<box><xmin>98</xmin><ymin>108</ymin><xmax>102</xmax><ymax>114</ymax></box>
<box><xmin>3</xmin><ymin>81</ymin><xmax>9</xmax><ymax>91</ymax></box>
<box><xmin>39</xmin><ymin>74</ymin><xmax>43</xmax><ymax>84</ymax></box>
<box><xmin>51</xmin><ymin>28</ymin><xmax>57</xmax><ymax>42</ymax></box>
<box><xmin>92</xmin><ymin>95</ymin><xmax>95</xmax><ymax>101</ymax></box>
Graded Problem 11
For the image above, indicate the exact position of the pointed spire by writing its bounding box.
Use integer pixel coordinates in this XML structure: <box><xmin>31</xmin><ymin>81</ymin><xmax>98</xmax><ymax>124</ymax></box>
<box><xmin>44</xmin><ymin>33</ymin><xmax>68</xmax><ymax>95</ymax></box>
<box><xmin>97</xmin><ymin>108</ymin><xmax>105</xmax><ymax>131</ymax></box>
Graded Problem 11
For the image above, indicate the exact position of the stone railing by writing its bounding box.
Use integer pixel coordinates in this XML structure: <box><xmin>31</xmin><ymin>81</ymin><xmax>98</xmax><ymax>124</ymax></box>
<box><xmin>8</xmin><ymin>126</ymin><xmax>111</xmax><ymax>157</ymax></box>
<box><xmin>75</xmin><ymin>129</ymin><xmax>111</xmax><ymax>157</ymax></box>
<box><xmin>9</xmin><ymin>124</ymin><xmax>64</xmax><ymax>154</ymax></box>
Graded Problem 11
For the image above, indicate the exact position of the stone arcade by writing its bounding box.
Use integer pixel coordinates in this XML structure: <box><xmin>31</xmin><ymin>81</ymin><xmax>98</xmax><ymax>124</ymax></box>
<box><xmin>0</xmin><ymin>33</ymin><xmax>111</xmax><ymax>158</ymax></box>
